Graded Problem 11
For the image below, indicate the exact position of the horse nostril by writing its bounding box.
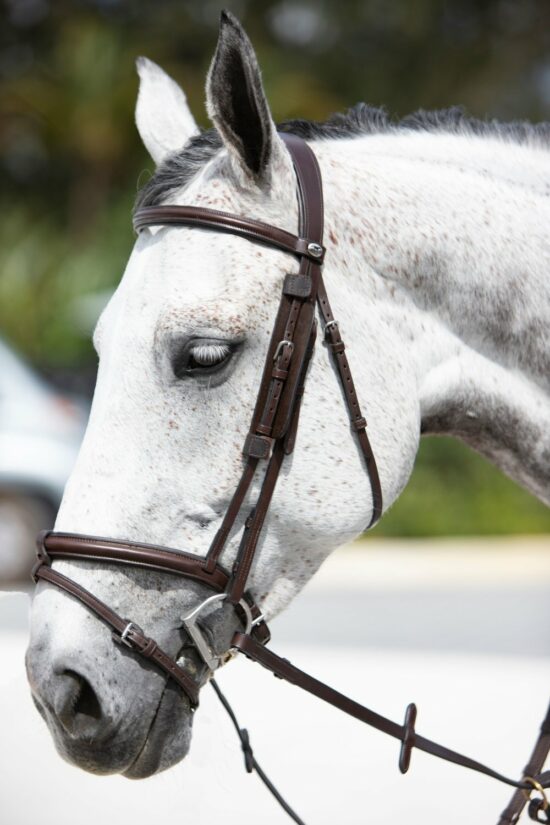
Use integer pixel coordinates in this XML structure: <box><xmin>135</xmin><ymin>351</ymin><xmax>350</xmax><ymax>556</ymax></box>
<box><xmin>55</xmin><ymin>670</ymin><xmax>104</xmax><ymax>737</ymax></box>
<box><xmin>73</xmin><ymin>672</ymin><xmax>102</xmax><ymax>721</ymax></box>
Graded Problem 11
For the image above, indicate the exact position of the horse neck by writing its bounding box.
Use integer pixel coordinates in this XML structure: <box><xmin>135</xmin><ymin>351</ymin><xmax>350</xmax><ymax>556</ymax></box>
<box><xmin>318</xmin><ymin>131</ymin><xmax>550</xmax><ymax>388</ymax></box>
<box><xmin>314</xmin><ymin>131</ymin><xmax>550</xmax><ymax>503</ymax></box>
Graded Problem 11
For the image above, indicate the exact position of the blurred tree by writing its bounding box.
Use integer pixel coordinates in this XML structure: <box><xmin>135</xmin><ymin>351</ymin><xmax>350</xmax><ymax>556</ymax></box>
<box><xmin>1</xmin><ymin>0</ymin><xmax>549</xmax><ymax>534</ymax></box>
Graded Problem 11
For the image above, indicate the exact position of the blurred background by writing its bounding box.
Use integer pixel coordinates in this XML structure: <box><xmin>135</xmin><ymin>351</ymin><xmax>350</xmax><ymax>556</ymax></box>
<box><xmin>1</xmin><ymin>0</ymin><xmax>550</xmax><ymax>582</ymax></box>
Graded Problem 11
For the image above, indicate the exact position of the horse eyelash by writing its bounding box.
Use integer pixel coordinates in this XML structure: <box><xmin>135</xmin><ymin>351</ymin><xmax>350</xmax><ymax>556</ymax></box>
<box><xmin>189</xmin><ymin>342</ymin><xmax>232</xmax><ymax>366</ymax></box>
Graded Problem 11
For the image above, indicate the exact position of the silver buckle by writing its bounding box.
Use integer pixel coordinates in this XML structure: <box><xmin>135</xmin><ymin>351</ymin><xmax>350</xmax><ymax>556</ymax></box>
<box><xmin>117</xmin><ymin>621</ymin><xmax>142</xmax><ymax>649</ymax></box>
<box><xmin>324</xmin><ymin>319</ymin><xmax>338</xmax><ymax>334</ymax></box>
<box><xmin>181</xmin><ymin>594</ymin><xmax>262</xmax><ymax>672</ymax></box>
<box><xmin>273</xmin><ymin>339</ymin><xmax>294</xmax><ymax>361</ymax></box>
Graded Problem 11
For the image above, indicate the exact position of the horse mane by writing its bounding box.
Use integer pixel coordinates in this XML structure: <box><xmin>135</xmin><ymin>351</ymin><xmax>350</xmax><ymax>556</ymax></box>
<box><xmin>135</xmin><ymin>104</ymin><xmax>550</xmax><ymax>210</ymax></box>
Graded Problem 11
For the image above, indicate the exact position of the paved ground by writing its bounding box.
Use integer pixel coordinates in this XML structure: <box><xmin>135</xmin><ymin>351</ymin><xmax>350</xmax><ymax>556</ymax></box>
<box><xmin>1</xmin><ymin>537</ymin><xmax>549</xmax><ymax>825</ymax></box>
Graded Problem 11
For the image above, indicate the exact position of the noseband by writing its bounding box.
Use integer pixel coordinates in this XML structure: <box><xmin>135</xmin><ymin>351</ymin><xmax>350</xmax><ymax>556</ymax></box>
<box><xmin>32</xmin><ymin>134</ymin><xmax>549</xmax><ymax>823</ymax></box>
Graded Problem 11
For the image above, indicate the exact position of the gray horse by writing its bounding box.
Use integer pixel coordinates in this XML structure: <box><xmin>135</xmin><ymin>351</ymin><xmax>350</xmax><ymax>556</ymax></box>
<box><xmin>27</xmin><ymin>11</ymin><xmax>550</xmax><ymax>780</ymax></box>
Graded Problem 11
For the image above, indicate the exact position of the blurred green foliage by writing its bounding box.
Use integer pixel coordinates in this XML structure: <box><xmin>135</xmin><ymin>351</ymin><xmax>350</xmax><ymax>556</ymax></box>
<box><xmin>1</xmin><ymin>0</ymin><xmax>549</xmax><ymax>535</ymax></box>
<box><xmin>375</xmin><ymin>438</ymin><xmax>550</xmax><ymax>536</ymax></box>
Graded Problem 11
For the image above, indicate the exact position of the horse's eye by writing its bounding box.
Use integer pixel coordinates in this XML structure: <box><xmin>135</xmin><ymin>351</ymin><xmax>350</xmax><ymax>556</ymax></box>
<box><xmin>188</xmin><ymin>343</ymin><xmax>231</xmax><ymax>369</ymax></box>
<box><xmin>173</xmin><ymin>339</ymin><xmax>235</xmax><ymax>380</ymax></box>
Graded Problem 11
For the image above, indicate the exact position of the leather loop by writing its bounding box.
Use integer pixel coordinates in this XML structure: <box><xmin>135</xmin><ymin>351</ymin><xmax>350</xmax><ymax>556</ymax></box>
<box><xmin>283</xmin><ymin>273</ymin><xmax>312</xmax><ymax>298</ymax></box>
<box><xmin>36</xmin><ymin>529</ymin><xmax>52</xmax><ymax>562</ymax></box>
<box><xmin>140</xmin><ymin>638</ymin><xmax>159</xmax><ymax>659</ymax></box>
<box><xmin>256</xmin><ymin>423</ymin><xmax>272</xmax><ymax>436</ymax></box>
<box><xmin>271</xmin><ymin>367</ymin><xmax>289</xmax><ymax>381</ymax></box>
<box><xmin>399</xmin><ymin>703</ymin><xmax>417</xmax><ymax>774</ymax></box>
<box><xmin>243</xmin><ymin>433</ymin><xmax>273</xmax><ymax>459</ymax></box>
<box><xmin>240</xmin><ymin>727</ymin><xmax>255</xmax><ymax>773</ymax></box>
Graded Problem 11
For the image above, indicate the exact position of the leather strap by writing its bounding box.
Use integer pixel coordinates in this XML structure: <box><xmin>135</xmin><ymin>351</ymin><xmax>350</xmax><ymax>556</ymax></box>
<box><xmin>33</xmin><ymin>530</ymin><xmax>271</xmax><ymax>707</ymax></box>
<box><xmin>35</xmin><ymin>530</ymin><xmax>270</xmax><ymax>644</ymax></box>
<box><xmin>228</xmin><ymin>439</ymin><xmax>287</xmax><ymax>604</ymax></box>
<box><xmin>133</xmin><ymin>205</ymin><xmax>325</xmax><ymax>263</ymax></box>
<box><xmin>316</xmin><ymin>274</ymin><xmax>383</xmax><ymax>526</ymax></box>
<box><xmin>281</xmin><ymin>132</ymin><xmax>382</xmax><ymax>527</ymax></box>
<box><xmin>33</xmin><ymin>561</ymin><xmax>201</xmax><ymax>706</ymax></box>
<box><xmin>231</xmin><ymin>631</ymin><xmax>550</xmax><ymax>794</ymax></box>
<box><xmin>204</xmin><ymin>457</ymin><xmax>259</xmax><ymax>574</ymax></box>
<box><xmin>223</xmin><ymin>135</ymin><xmax>326</xmax><ymax>602</ymax></box>
<box><xmin>39</xmin><ymin>530</ymin><xmax>230</xmax><ymax>591</ymax></box>
<box><xmin>284</xmin><ymin>320</ymin><xmax>318</xmax><ymax>455</ymax></box>
<box><xmin>211</xmin><ymin>678</ymin><xmax>306</xmax><ymax>825</ymax></box>
<box><xmin>34</xmin><ymin>528</ymin><xmax>550</xmax><ymax>809</ymax></box>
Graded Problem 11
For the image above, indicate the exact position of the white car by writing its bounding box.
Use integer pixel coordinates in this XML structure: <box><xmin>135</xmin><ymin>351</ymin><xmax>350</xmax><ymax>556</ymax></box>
<box><xmin>0</xmin><ymin>338</ymin><xmax>88</xmax><ymax>584</ymax></box>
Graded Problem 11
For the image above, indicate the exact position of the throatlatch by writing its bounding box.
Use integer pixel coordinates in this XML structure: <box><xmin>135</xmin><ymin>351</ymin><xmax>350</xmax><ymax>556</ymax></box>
<box><xmin>32</xmin><ymin>133</ymin><xmax>549</xmax><ymax>824</ymax></box>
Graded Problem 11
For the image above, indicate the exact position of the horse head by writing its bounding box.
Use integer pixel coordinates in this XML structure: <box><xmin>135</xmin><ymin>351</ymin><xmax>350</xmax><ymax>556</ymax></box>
<box><xmin>26</xmin><ymin>11</ymin><xmax>441</xmax><ymax>778</ymax></box>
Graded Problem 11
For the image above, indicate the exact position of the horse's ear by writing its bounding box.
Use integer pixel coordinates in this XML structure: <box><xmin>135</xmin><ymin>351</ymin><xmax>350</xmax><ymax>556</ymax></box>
<box><xmin>135</xmin><ymin>57</ymin><xmax>199</xmax><ymax>166</ymax></box>
<box><xmin>206</xmin><ymin>10</ymin><xmax>279</xmax><ymax>183</ymax></box>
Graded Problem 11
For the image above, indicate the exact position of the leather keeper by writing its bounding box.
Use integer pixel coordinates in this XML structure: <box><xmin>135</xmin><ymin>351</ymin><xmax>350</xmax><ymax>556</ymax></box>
<box><xmin>251</xmin><ymin>619</ymin><xmax>271</xmax><ymax>646</ymax></box>
<box><xmin>272</xmin><ymin>367</ymin><xmax>289</xmax><ymax>380</ymax></box>
<box><xmin>283</xmin><ymin>273</ymin><xmax>312</xmax><ymax>298</ymax></box>
<box><xmin>352</xmin><ymin>416</ymin><xmax>367</xmax><ymax>431</ymax></box>
<box><xmin>329</xmin><ymin>340</ymin><xmax>346</xmax><ymax>354</ymax></box>
<box><xmin>140</xmin><ymin>638</ymin><xmax>158</xmax><ymax>658</ymax></box>
<box><xmin>256</xmin><ymin>423</ymin><xmax>272</xmax><ymax>436</ymax></box>
<box><xmin>399</xmin><ymin>703</ymin><xmax>417</xmax><ymax>774</ymax></box>
<box><xmin>243</xmin><ymin>433</ymin><xmax>273</xmax><ymax>459</ymax></box>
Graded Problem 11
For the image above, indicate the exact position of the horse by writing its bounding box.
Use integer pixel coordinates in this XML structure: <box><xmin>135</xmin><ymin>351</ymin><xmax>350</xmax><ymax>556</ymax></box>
<box><xmin>26</xmin><ymin>9</ymin><xmax>549</xmax><ymax>790</ymax></box>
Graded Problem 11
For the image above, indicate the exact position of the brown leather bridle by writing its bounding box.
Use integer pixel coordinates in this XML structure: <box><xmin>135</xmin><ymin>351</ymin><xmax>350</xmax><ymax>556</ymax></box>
<box><xmin>32</xmin><ymin>133</ymin><xmax>549</xmax><ymax>823</ymax></box>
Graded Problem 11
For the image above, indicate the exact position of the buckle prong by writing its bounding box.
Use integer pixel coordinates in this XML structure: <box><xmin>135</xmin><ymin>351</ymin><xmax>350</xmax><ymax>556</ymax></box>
<box><xmin>273</xmin><ymin>340</ymin><xmax>294</xmax><ymax>361</ymax></box>
<box><xmin>251</xmin><ymin>612</ymin><xmax>265</xmax><ymax>628</ymax></box>
<box><xmin>115</xmin><ymin>621</ymin><xmax>142</xmax><ymax>649</ymax></box>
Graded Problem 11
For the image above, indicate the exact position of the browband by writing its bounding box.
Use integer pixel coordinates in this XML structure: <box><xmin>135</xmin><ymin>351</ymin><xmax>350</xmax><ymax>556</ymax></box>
<box><xmin>133</xmin><ymin>204</ymin><xmax>326</xmax><ymax>262</ymax></box>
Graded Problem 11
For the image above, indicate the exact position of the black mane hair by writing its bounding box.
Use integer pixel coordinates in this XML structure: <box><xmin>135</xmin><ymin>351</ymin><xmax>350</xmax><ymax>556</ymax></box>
<box><xmin>135</xmin><ymin>103</ymin><xmax>550</xmax><ymax>210</ymax></box>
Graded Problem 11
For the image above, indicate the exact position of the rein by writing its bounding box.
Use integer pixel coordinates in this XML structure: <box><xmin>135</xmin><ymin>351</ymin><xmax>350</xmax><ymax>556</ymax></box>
<box><xmin>32</xmin><ymin>133</ymin><xmax>549</xmax><ymax>823</ymax></box>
